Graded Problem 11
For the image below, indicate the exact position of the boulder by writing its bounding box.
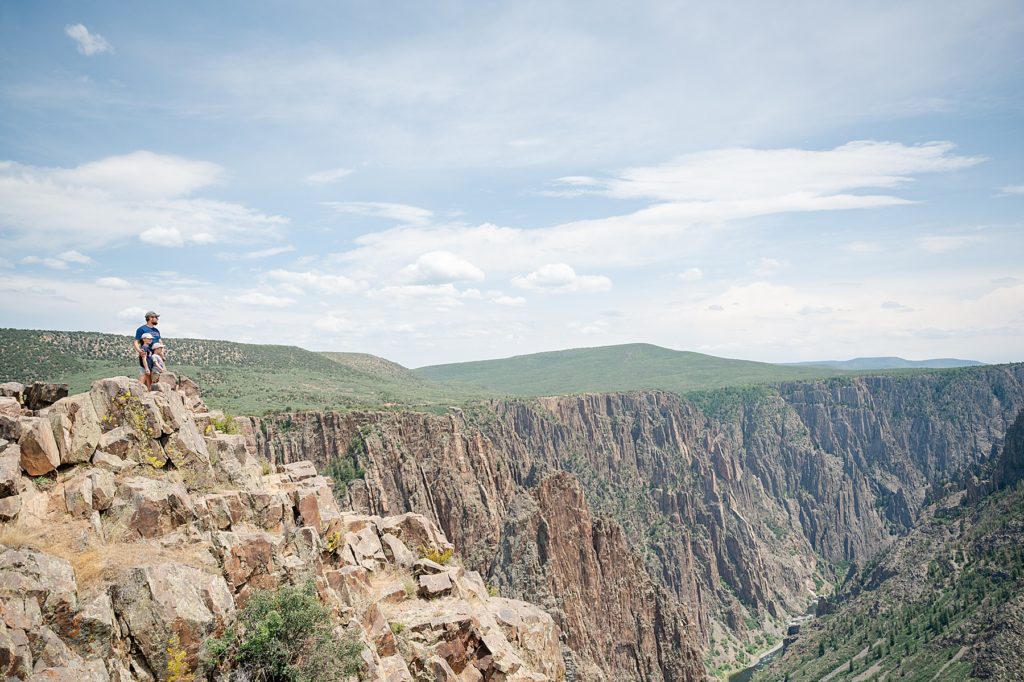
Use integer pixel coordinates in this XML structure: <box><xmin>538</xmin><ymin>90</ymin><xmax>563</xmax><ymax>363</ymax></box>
<box><xmin>63</xmin><ymin>474</ymin><xmax>93</xmax><ymax>517</ymax></box>
<box><xmin>113</xmin><ymin>477</ymin><xmax>195</xmax><ymax>539</ymax></box>
<box><xmin>0</xmin><ymin>397</ymin><xmax>20</xmax><ymax>419</ymax></box>
<box><xmin>87</xmin><ymin>469</ymin><xmax>116</xmax><ymax>511</ymax></box>
<box><xmin>0</xmin><ymin>495</ymin><xmax>21</xmax><ymax>521</ymax></box>
<box><xmin>47</xmin><ymin>394</ymin><xmax>101</xmax><ymax>465</ymax></box>
<box><xmin>24</xmin><ymin>383</ymin><xmax>69</xmax><ymax>411</ymax></box>
<box><xmin>325</xmin><ymin>566</ymin><xmax>373</xmax><ymax>606</ymax></box>
<box><xmin>97</xmin><ymin>427</ymin><xmax>133</xmax><ymax>458</ymax></box>
<box><xmin>17</xmin><ymin>418</ymin><xmax>60</xmax><ymax>476</ymax></box>
<box><xmin>413</xmin><ymin>558</ymin><xmax>447</xmax><ymax>576</ymax></box>
<box><xmin>417</xmin><ymin>571</ymin><xmax>454</xmax><ymax>599</ymax></box>
<box><xmin>198</xmin><ymin>492</ymin><xmax>249</xmax><ymax>531</ymax></box>
<box><xmin>111</xmin><ymin>562</ymin><xmax>234</xmax><ymax>677</ymax></box>
<box><xmin>0</xmin><ymin>444</ymin><xmax>21</xmax><ymax>497</ymax></box>
<box><xmin>91</xmin><ymin>450</ymin><xmax>131</xmax><ymax>473</ymax></box>
<box><xmin>378</xmin><ymin>513</ymin><xmax>453</xmax><ymax>554</ymax></box>
<box><xmin>0</xmin><ymin>382</ymin><xmax>25</xmax><ymax>403</ymax></box>
<box><xmin>359</xmin><ymin>602</ymin><xmax>398</xmax><ymax>657</ymax></box>
<box><xmin>381</xmin><ymin>533</ymin><xmax>417</xmax><ymax>569</ymax></box>
<box><xmin>0</xmin><ymin>621</ymin><xmax>33</xmax><ymax>679</ymax></box>
<box><xmin>282</xmin><ymin>460</ymin><xmax>318</xmax><ymax>481</ymax></box>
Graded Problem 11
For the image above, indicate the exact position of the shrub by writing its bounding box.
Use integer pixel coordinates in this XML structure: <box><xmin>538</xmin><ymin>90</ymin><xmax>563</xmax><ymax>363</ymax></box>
<box><xmin>210</xmin><ymin>414</ymin><xmax>240</xmax><ymax>435</ymax></box>
<box><xmin>419</xmin><ymin>546</ymin><xmax>454</xmax><ymax>565</ymax></box>
<box><xmin>166</xmin><ymin>634</ymin><xmax>194</xmax><ymax>682</ymax></box>
<box><xmin>204</xmin><ymin>582</ymin><xmax>363</xmax><ymax>681</ymax></box>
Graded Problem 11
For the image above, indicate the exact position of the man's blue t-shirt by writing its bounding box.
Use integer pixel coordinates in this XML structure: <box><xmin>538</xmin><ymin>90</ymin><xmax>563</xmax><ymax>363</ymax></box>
<box><xmin>135</xmin><ymin>325</ymin><xmax>161</xmax><ymax>345</ymax></box>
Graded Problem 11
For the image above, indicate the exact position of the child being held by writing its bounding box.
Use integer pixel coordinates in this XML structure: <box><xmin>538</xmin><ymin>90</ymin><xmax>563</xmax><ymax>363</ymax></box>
<box><xmin>151</xmin><ymin>341</ymin><xmax>167</xmax><ymax>380</ymax></box>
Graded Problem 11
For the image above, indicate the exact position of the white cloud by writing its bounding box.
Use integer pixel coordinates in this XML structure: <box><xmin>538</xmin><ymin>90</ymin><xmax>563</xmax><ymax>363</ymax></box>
<box><xmin>512</xmin><ymin>264</ymin><xmax>611</xmax><ymax>293</ymax></box>
<box><xmin>229</xmin><ymin>245</ymin><xmax>296</xmax><ymax>260</ymax></box>
<box><xmin>139</xmin><ymin>226</ymin><xmax>186</xmax><ymax>247</ymax></box>
<box><xmin>304</xmin><ymin>168</ymin><xmax>354</xmax><ymax>185</ymax></box>
<box><xmin>58</xmin><ymin>250</ymin><xmax>93</xmax><ymax>264</ymax></box>
<box><xmin>117</xmin><ymin>306</ymin><xmax>147</xmax><ymax>320</ymax></box>
<box><xmin>313</xmin><ymin>314</ymin><xmax>353</xmax><ymax>333</ymax></box>
<box><xmin>843</xmin><ymin>241</ymin><xmax>883</xmax><ymax>253</ymax></box>
<box><xmin>0</xmin><ymin>152</ymin><xmax>285</xmax><ymax>249</ymax></box>
<box><xmin>917</xmin><ymin>235</ymin><xmax>985</xmax><ymax>254</ymax></box>
<box><xmin>999</xmin><ymin>184</ymin><xmax>1024</xmax><ymax>195</ymax></box>
<box><xmin>881</xmin><ymin>301</ymin><xmax>913</xmax><ymax>312</ymax></box>
<box><xmin>677</xmin><ymin>267</ymin><xmax>703</xmax><ymax>282</ymax></box>
<box><xmin>400</xmin><ymin>251</ymin><xmax>485</xmax><ymax>284</ymax></box>
<box><xmin>553</xmin><ymin>141</ymin><xmax>982</xmax><ymax>202</ymax></box>
<box><xmin>237</xmin><ymin>292</ymin><xmax>295</xmax><ymax>307</ymax></box>
<box><xmin>96</xmin><ymin>277</ymin><xmax>131</xmax><ymax>289</ymax></box>
<box><xmin>64</xmin><ymin>24</ymin><xmax>113</xmax><ymax>56</ymax></box>
<box><xmin>492</xmin><ymin>294</ymin><xmax>526</xmax><ymax>306</ymax></box>
<box><xmin>749</xmin><ymin>257</ymin><xmax>789</xmax><ymax>277</ymax></box>
<box><xmin>323</xmin><ymin>201</ymin><xmax>432</xmax><ymax>225</ymax></box>
<box><xmin>267</xmin><ymin>269</ymin><xmax>363</xmax><ymax>295</ymax></box>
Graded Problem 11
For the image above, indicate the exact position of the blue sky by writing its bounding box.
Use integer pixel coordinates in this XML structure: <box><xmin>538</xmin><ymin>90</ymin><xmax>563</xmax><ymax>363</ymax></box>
<box><xmin>1</xmin><ymin>0</ymin><xmax>1022</xmax><ymax>366</ymax></box>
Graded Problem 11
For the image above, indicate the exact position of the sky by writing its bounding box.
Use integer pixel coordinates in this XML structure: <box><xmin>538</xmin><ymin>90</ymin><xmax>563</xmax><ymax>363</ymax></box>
<box><xmin>1</xmin><ymin>0</ymin><xmax>1023</xmax><ymax>367</ymax></box>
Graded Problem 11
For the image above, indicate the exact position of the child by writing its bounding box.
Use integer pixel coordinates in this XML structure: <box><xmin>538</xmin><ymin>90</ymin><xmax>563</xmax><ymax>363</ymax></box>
<box><xmin>151</xmin><ymin>341</ymin><xmax>167</xmax><ymax>383</ymax></box>
<box><xmin>138</xmin><ymin>332</ymin><xmax>155</xmax><ymax>389</ymax></box>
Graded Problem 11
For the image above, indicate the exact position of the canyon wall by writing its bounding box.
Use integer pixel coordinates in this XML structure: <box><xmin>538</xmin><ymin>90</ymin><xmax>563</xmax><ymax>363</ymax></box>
<box><xmin>242</xmin><ymin>364</ymin><xmax>1024</xmax><ymax>680</ymax></box>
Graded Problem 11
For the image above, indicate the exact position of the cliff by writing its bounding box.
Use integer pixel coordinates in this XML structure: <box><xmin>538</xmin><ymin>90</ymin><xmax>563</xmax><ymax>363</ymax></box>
<box><xmin>241</xmin><ymin>364</ymin><xmax>1024</xmax><ymax>680</ymax></box>
<box><xmin>0</xmin><ymin>376</ymin><xmax>565</xmax><ymax>681</ymax></box>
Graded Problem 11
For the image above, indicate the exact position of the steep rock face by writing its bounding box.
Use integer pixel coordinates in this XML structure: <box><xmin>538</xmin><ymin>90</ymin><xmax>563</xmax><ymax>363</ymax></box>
<box><xmin>243</xmin><ymin>365</ymin><xmax>1024</xmax><ymax>680</ymax></box>
<box><xmin>993</xmin><ymin>409</ymin><xmax>1024</xmax><ymax>490</ymax></box>
<box><xmin>0</xmin><ymin>377</ymin><xmax>564</xmax><ymax>682</ymax></box>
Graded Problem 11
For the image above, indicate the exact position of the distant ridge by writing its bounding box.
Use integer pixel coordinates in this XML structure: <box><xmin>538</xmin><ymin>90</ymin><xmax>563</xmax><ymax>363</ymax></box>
<box><xmin>414</xmin><ymin>342</ymin><xmax>857</xmax><ymax>396</ymax></box>
<box><xmin>784</xmin><ymin>356</ymin><xmax>985</xmax><ymax>370</ymax></box>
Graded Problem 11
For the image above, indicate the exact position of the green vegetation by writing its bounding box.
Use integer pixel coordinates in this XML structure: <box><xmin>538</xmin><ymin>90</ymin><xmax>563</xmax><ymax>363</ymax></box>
<box><xmin>204</xmin><ymin>582</ymin><xmax>363</xmax><ymax>681</ymax></box>
<box><xmin>209</xmin><ymin>414</ymin><xmax>240</xmax><ymax>434</ymax></box>
<box><xmin>0</xmin><ymin>328</ymin><xmax>494</xmax><ymax>415</ymax></box>
<box><xmin>754</xmin><ymin>482</ymin><xmax>1024</xmax><ymax>681</ymax></box>
<box><xmin>415</xmin><ymin>343</ymin><xmax>921</xmax><ymax>397</ymax></box>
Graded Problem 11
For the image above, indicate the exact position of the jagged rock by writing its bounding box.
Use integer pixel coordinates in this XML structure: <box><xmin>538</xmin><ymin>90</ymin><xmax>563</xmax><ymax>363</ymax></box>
<box><xmin>360</xmin><ymin>602</ymin><xmax>398</xmax><ymax>656</ymax></box>
<box><xmin>87</xmin><ymin>469</ymin><xmax>116</xmax><ymax>511</ymax></box>
<box><xmin>197</xmin><ymin>491</ymin><xmax>249</xmax><ymax>530</ymax></box>
<box><xmin>325</xmin><ymin>566</ymin><xmax>373</xmax><ymax>605</ymax></box>
<box><xmin>91</xmin><ymin>450</ymin><xmax>131</xmax><ymax>472</ymax></box>
<box><xmin>0</xmin><ymin>620</ymin><xmax>33</xmax><ymax>679</ymax></box>
<box><xmin>47</xmin><ymin>394</ymin><xmax>101</xmax><ymax>465</ymax></box>
<box><xmin>413</xmin><ymin>558</ymin><xmax>446</xmax><ymax>576</ymax></box>
<box><xmin>0</xmin><ymin>397</ymin><xmax>20</xmax><ymax>419</ymax></box>
<box><xmin>0</xmin><ymin>443</ymin><xmax>21</xmax><ymax>497</ymax></box>
<box><xmin>97</xmin><ymin>427</ymin><xmax>133</xmax><ymax>458</ymax></box>
<box><xmin>112</xmin><ymin>477</ymin><xmax>194</xmax><ymax>539</ymax></box>
<box><xmin>282</xmin><ymin>460</ymin><xmax>318</xmax><ymax>481</ymax></box>
<box><xmin>24</xmin><ymin>383</ymin><xmax>68</xmax><ymax>411</ymax></box>
<box><xmin>417</xmin><ymin>572</ymin><xmax>453</xmax><ymax>599</ymax></box>
<box><xmin>378</xmin><ymin>513</ymin><xmax>453</xmax><ymax>554</ymax></box>
<box><xmin>63</xmin><ymin>474</ymin><xmax>93</xmax><ymax>517</ymax></box>
<box><xmin>0</xmin><ymin>382</ymin><xmax>25</xmax><ymax>403</ymax></box>
<box><xmin>381</xmin><ymin>533</ymin><xmax>416</xmax><ymax>569</ymax></box>
<box><xmin>215</xmin><ymin>530</ymin><xmax>280</xmax><ymax>596</ymax></box>
<box><xmin>111</xmin><ymin>563</ymin><xmax>234</xmax><ymax>676</ymax></box>
<box><xmin>0</xmin><ymin>494</ymin><xmax>21</xmax><ymax>521</ymax></box>
<box><xmin>0</xmin><ymin>548</ymin><xmax>77</xmax><ymax>613</ymax></box>
<box><xmin>18</xmin><ymin>417</ymin><xmax>61</xmax><ymax>476</ymax></box>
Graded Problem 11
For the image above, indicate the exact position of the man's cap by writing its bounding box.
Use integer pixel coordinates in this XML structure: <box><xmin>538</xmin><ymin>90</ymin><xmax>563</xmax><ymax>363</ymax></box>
<box><xmin>141</xmin><ymin>333</ymin><xmax>154</xmax><ymax>339</ymax></box>
<box><xmin>145</xmin><ymin>311</ymin><xmax>159</xmax><ymax>318</ymax></box>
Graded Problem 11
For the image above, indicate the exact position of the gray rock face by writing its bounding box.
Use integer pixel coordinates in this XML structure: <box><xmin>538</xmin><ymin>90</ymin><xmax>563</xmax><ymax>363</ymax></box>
<box><xmin>0</xmin><ymin>443</ymin><xmax>21</xmax><ymax>497</ymax></box>
<box><xmin>113</xmin><ymin>477</ymin><xmax>195</xmax><ymax>539</ymax></box>
<box><xmin>48</xmin><ymin>394</ymin><xmax>101</xmax><ymax>465</ymax></box>
<box><xmin>111</xmin><ymin>563</ymin><xmax>235</xmax><ymax>676</ymax></box>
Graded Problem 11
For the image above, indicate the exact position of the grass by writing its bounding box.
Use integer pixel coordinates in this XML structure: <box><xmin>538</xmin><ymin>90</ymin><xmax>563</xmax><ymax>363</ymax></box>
<box><xmin>414</xmin><ymin>343</ymin><xmax>932</xmax><ymax>397</ymax></box>
<box><xmin>0</xmin><ymin>327</ymin><xmax>495</xmax><ymax>415</ymax></box>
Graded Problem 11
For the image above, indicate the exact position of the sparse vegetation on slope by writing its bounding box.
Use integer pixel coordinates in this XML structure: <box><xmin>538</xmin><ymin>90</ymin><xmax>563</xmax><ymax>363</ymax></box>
<box><xmin>416</xmin><ymin>343</ymin><xmax>896</xmax><ymax>396</ymax></box>
<box><xmin>0</xmin><ymin>328</ymin><xmax>494</xmax><ymax>414</ymax></box>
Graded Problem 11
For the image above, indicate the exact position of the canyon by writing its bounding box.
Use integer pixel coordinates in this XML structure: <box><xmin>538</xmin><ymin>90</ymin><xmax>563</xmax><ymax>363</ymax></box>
<box><xmin>240</xmin><ymin>364</ymin><xmax>1024</xmax><ymax>679</ymax></box>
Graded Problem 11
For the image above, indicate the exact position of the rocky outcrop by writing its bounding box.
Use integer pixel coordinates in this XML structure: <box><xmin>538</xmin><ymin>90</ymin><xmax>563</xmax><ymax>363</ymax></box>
<box><xmin>0</xmin><ymin>376</ymin><xmax>565</xmax><ymax>682</ymax></box>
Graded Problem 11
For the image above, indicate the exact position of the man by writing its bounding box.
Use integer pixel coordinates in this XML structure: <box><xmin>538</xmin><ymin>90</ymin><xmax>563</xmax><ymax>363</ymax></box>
<box><xmin>133</xmin><ymin>311</ymin><xmax>161</xmax><ymax>390</ymax></box>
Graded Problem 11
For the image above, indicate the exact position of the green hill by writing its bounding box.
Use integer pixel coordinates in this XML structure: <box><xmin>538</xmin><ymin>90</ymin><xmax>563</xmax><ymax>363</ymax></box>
<box><xmin>414</xmin><ymin>343</ymin><xmax>858</xmax><ymax>396</ymax></box>
<box><xmin>0</xmin><ymin>328</ymin><xmax>492</xmax><ymax>415</ymax></box>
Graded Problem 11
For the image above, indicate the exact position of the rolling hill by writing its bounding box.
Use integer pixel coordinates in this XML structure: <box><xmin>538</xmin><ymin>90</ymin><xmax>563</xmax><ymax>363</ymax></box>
<box><xmin>414</xmin><ymin>343</ymin><xmax>861</xmax><ymax>396</ymax></box>
<box><xmin>0</xmin><ymin>328</ymin><xmax>493</xmax><ymax>415</ymax></box>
